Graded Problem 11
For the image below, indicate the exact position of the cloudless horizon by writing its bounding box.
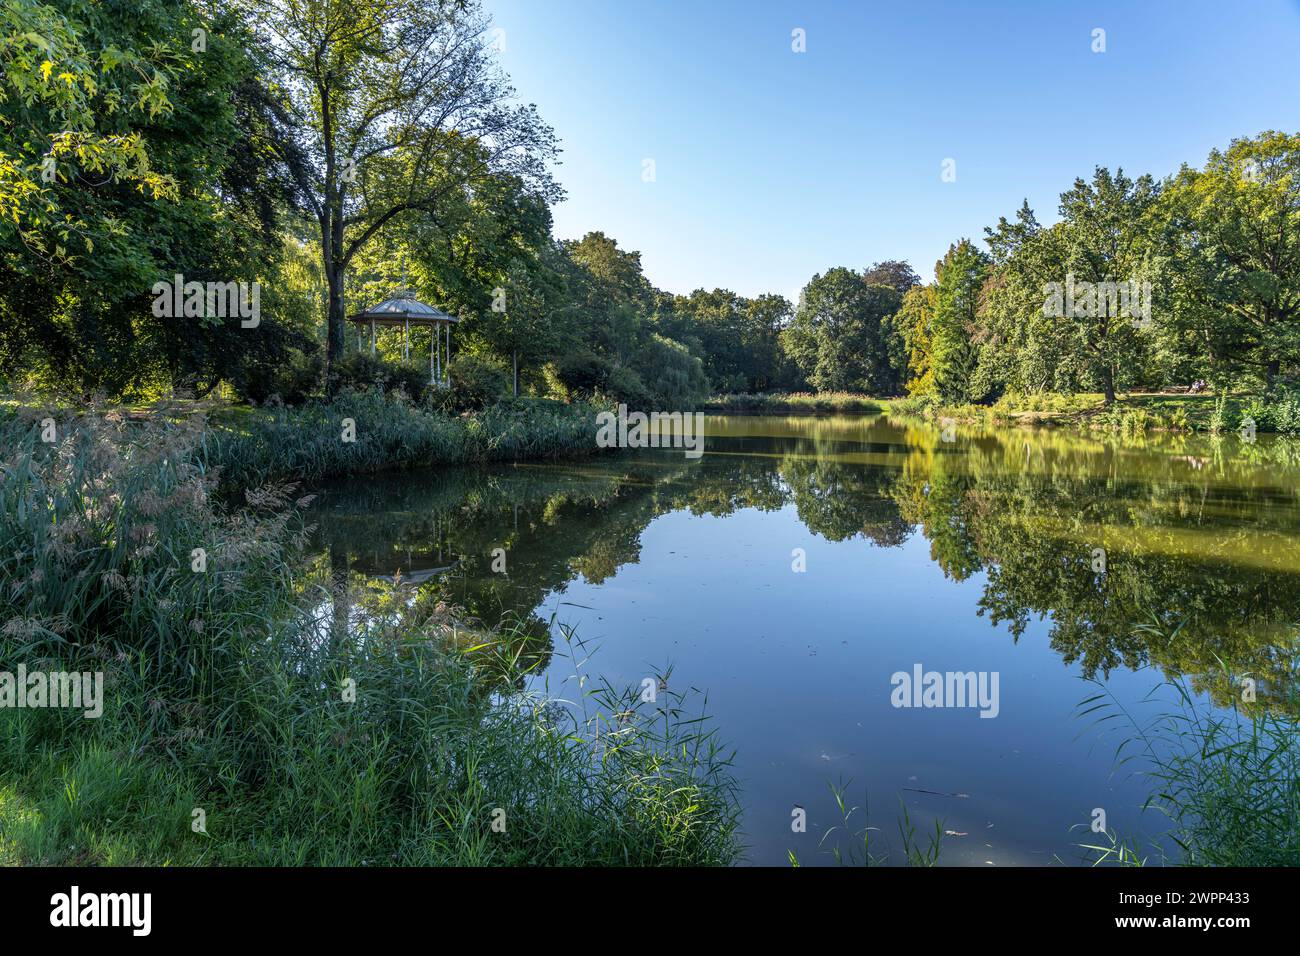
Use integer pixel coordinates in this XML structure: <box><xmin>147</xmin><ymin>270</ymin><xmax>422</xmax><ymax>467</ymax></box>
<box><xmin>486</xmin><ymin>0</ymin><xmax>1300</xmax><ymax>301</ymax></box>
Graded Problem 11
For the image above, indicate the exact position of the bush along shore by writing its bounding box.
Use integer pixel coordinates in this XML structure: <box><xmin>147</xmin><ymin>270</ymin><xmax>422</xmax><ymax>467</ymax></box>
<box><xmin>699</xmin><ymin>392</ymin><xmax>890</xmax><ymax>414</ymax></box>
<box><xmin>0</xmin><ymin>397</ymin><xmax>741</xmax><ymax>865</ymax></box>
<box><xmin>888</xmin><ymin>387</ymin><xmax>1300</xmax><ymax>438</ymax></box>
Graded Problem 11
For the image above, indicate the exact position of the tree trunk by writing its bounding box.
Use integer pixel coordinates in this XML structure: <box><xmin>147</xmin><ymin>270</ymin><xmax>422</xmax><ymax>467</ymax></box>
<box><xmin>323</xmin><ymin>194</ymin><xmax>347</xmax><ymax>397</ymax></box>
<box><xmin>325</xmin><ymin>269</ymin><xmax>346</xmax><ymax>396</ymax></box>
<box><xmin>1267</xmin><ymin>358</ymin><xmax>1280</xmax><ymax>387</ymax></box>
<box><xmin>1102</xmin><ymin>366</ymin><xmax>1116</xmax><ymax>406</ymax></box>
<box><xmin>512</xmin><ymin>350</ymin><xmax>519</xmax><ymax>398</ymax></box>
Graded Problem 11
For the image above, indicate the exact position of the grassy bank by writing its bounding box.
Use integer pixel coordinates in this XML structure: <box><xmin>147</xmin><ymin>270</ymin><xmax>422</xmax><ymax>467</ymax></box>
<box><xmin>701</xmin><ymin>391</ymin><xmax>889</xmax><ymax>413</ymax></box>
<box><xmin>203</xmin><ymin>390</ymin><xmax>608</xmax><ymax>492</ymax></box>
<box><xmin>889</xmin><ymin>390</ymin><xmax>1300</xmax><ymax>437</ymax></box>
<box><xmin>0</xmin><ymin>402</ymin><xmax>740</xmax><ymax>865</ymax></box>
<box><xmin>2</xmin><ymin>389</ymin><xmax>608</xmax><ymax>493</ymax></box>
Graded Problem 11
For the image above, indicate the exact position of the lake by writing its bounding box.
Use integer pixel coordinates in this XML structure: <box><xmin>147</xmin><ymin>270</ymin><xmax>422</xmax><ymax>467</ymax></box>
<box><xmin>308</xmin><ymin>413</ymin><xmax>1300</xmax><ymax>865</ymax></box>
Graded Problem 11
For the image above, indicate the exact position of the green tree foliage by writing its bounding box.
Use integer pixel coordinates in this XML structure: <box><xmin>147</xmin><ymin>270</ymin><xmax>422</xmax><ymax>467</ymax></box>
<box><xmin>975</xmin><ymin>200</ymin><xmax>1057</xmax><ymax>394</ymax></box>
<box><xmin>931</xmin><ymin>240</ymin><xmax>989</xmax><ymax>404</ymax></box>
<box><xmin>0</xmin><ymin>0</ymin><xmax>308</xmax><ymax>397</ymax></box>
<box><xmin>662</xmin><ymin>288</ymin><xmax>788</xmax><ymax>392</ymax></box>
<box><xmin>1048</xmin><ymin>168</ymin><xmax>1158</xmax><ymax>403</ymax></box>
<box><xmin>896</xmin><ymin>283</ymin><xmax>937</xmax><ymax>396</ymax></box>
<box><xmin>783</xmin><ymin>267</ymin><xmax>904</xmax><ymax>394</ymax></box>
<box><xmin>3</xmin><ymin>1</ymin><xmax>1296</xmax><ymax>413</ymax></box>
<box><xmin>1158</xmin><ymin>131</ymin><xmax>1300</xmax><ymax>387</ymax></box>
<box><xmin>542</xmin><ymin>231</ymin><xmax>707</xmax><ymax>408</ymax></box>
<box><xmin>243</xmin><ymin>0</ymin><xmax>559</xmax><ymax>391</ymax></box>
<box><xmin>0</xmin><ymin>0</ymin><xmax>178</xmax><ymax>245</ymax></box>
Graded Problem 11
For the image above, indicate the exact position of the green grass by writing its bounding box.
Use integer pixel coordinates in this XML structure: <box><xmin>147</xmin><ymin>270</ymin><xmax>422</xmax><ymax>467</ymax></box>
<box><xmin>701</xmin><ymin>391</ymin><xmax>889</xmax><ymax>413</ymax></box>
<box><xmin>0</xmin><ymin>404</ymin><xmax>740</xmax><ymax>866</ymax></box>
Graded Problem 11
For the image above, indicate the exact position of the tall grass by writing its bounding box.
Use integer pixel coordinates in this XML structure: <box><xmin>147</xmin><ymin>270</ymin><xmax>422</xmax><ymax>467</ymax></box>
<box><xmin>0</xmin><ymin>407</ymin><xmax>740</xmax><ymax>866</ymax></box>
<box><xmin>787</xmin><ymin>779</ymin><xmax>945</xmax><ymax>867</ymax></box>
<box><xmin>1075</xmin><ymin>642</ymin><xmax>1300</xmax><ymax>866</ymax></box>
<box><xmin>204</xmin><ymin>389</ymin><xmax>603</xmax><ymax>492</ymax></box>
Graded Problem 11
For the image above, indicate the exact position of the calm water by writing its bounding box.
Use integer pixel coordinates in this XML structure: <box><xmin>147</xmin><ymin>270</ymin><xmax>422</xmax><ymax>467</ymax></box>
<box><xmin>308</xmin><ymin>414</ymin><xmax>1300</xmax><ymax>865</ymax></box>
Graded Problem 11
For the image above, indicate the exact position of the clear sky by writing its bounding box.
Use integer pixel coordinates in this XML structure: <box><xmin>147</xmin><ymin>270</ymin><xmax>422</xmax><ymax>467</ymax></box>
<box><xmin>485</xmin><ymin>0</ymin><xmax>1300</xmax><ymax>301</ymax></box>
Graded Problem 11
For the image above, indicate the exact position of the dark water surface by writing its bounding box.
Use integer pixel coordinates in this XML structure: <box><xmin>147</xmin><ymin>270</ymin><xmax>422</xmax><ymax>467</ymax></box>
<box><xmin>308</xmin><ymin>414</ymin><xmax>1300</xmax><ymax>865</ymax></box>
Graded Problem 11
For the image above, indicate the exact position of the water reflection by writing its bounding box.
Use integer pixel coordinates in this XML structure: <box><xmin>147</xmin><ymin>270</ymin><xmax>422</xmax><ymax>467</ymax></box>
<box><xmin>313</xmin><ymin>416</ymin><xmax>1300</xmax><ymax>704</ymax></box>
<box><xmin>307</xmin><ymin>414</ymin><xmax>1300</xmax><ymax>862</ymax></box>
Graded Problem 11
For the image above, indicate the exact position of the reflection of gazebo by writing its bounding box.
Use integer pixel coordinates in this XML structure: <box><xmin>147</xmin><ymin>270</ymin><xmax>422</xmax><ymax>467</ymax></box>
<box><xmin>347</xmin><ymin>292</ymin><xmax>459</xmax><ymax>384</ymax></box>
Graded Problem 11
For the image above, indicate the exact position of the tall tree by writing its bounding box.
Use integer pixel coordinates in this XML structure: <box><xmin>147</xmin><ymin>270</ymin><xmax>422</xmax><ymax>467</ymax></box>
<box><xmin>1158</xmin><ymin>131</ymin><xmax>1300</xmax><ymax>387</ymax></box>
<box><xmin>245</xmin><ymin>0</ymin><xmax>559</xmax><ymax>391</ymax></box>
<box><xmin>931</xmin><ymin>240</ymin><xmax>989</xmax><ymax>404</ymax></box>
<box><xmin>784</xmin><ymin>267</ymin><xmax>903</xmax><ymax>394</ymax></box>
<box><xmin>978</xmin><ymin>200</ymin><xmax>1060</xmax><ymax>395</ymax></box>
<box><xmin>896</xmin><ymin>283</ymin><xmax>938</xmax><ymax>395</ymax></box>
<box><xmin>863</xmin><ymin>259</ymin><xmax>920</xmax><ymax>296</ymax></box>
<box><xmin>1049</xmin><ymin>167</ymin><xmax>1159</xmax><ymax>404</ymax></box>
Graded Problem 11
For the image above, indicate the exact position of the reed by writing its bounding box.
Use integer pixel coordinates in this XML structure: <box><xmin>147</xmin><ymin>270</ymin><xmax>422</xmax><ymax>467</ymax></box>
<box><xmin>1074</xmin><ymin>643</ymin><xmax>1300</xmax><ymax>866</ymax></box>
<box><xmin>0</xmin><ymin>405</ymin><xmax>740</xmax><ymax>866</ymax></box>
<box><xmin>204</xmin><ymin>390</ymin><xmax>603</xmax><ymax>493</ymax></box>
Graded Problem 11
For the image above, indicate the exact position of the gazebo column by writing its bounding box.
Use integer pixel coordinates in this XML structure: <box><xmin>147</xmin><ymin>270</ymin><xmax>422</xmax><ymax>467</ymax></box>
<box><xmin>429</xmin><ymin>326</ymin><xmax>435</xmax><ymax>384</ymax></box>
<box><xmin>370</xmin><ymin>319</ymin><xmax>376</xmax><ymax>357</ymax></box>
<box><xmin>403</xmin><ymin>317</ymin><xmax>410</xmax><ymax>361</ymax></box>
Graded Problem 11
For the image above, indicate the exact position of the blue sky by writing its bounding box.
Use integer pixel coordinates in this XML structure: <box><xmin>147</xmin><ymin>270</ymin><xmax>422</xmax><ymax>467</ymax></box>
<box><xmin>485</xmin><ymin>0</ymin><xmax>1300</xmax><ymax>301</ymax></box>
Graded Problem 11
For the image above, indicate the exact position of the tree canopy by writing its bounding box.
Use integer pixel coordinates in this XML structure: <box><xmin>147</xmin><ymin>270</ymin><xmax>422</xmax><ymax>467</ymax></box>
<box><xmin>1</xmin><ymin>2</ymin><xmax>1297</xmax><ymax>412</ymax></box>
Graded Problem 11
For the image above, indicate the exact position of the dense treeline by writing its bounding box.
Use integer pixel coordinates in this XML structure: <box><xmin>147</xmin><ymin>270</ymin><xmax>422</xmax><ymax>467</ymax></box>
<box><xmin>2</xmin><ymin>1</ymin><xmax>1297</xmax><ymax>411</ymax></box>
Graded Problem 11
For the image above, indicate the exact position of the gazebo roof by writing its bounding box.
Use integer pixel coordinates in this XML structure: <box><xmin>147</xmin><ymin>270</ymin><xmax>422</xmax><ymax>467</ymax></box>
<box><xmin>347</xmin><ymin>292</ymin><xmax>460</xmax><ymax>326</ymax></box>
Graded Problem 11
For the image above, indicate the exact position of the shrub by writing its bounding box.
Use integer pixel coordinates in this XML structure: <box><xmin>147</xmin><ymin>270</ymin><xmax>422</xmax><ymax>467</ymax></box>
<box><xmin>888</xmin><ymin>393</ymin><xmax>940</xmax><ymax>418</ymax></box>
<box><xmin>1243</xmin><ymin>384</ymin><xmax>1300</xmax><ymax>434</ymax></box>
<box><xmin>332</xmin><ymin>352</ymin><xmax>430</xmax><ymax>399</ymax></box>
<box><xmin>552</xmin><ymin>349</ymin><xmax>611</xmax><ymax>395</ymax></box>
<box><xmin>447</xmin><ymin>353</ymin><xmax>511</xmax><ymax>411</ymax></box>
<box><xmin>238</xmin><ymin>347</ymin><xmax>323</xmax><ymax>406</ymax></box>
<box><xmin>702</xmin><ymin>392</ymin><xmax>887</xmax><ymax>413</ymax></box>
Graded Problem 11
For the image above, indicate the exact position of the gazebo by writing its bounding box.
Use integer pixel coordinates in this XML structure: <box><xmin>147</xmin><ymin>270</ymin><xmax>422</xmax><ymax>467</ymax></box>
<box><xmin>346</xmin><ymin>292</ymin><xmax>459</xmax><ymax>385</ymax></box>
